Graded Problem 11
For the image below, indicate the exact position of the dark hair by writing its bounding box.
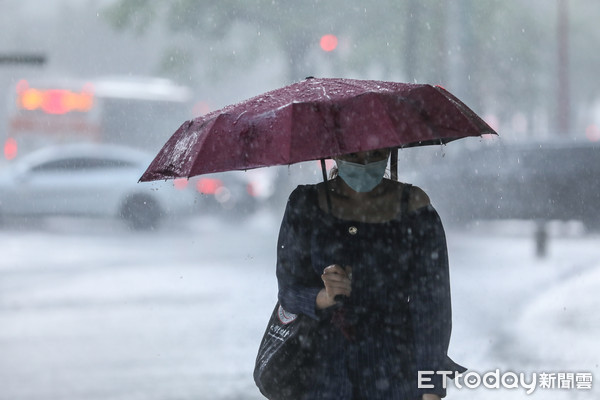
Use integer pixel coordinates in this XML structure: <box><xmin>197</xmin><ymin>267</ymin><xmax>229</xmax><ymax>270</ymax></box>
<box><xmin>329</xmin><ymin>166</ymin><xmax>339</xmax><ymax>179</ymax></box>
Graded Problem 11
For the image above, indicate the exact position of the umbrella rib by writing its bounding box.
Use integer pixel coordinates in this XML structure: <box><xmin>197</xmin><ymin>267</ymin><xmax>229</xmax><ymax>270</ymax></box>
<box><xmin>433</xmin><ymin>85</ymin><xmax>496</xmax><ymax>135</ymax></box>
<box><xmin>184</xmin><ymin>116</ymin><xmax>221</xmax><ymax>177</ymax></box>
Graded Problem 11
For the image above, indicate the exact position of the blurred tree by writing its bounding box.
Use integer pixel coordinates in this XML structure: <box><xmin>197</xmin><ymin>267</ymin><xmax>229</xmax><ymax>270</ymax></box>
<box><xmin>103</xmin><ymin>0</ymin><xmax>345</xmax><ymax>83</ymax></box>
<box><xmin>102</xmin><ymin>0</ymin><xmax>600</xmax><ymax>137</ymax></box>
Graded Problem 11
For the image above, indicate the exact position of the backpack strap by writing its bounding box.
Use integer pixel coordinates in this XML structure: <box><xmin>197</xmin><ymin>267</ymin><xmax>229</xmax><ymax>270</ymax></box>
<box><xmin>400</xmin><ymin>183</ymin><xmax>412</xmax><ymax>215</ymax></box>
<box><xmin>320</xmin><ymin>159</ymin><xmax>333</xmax><ymax>214</ymax></box>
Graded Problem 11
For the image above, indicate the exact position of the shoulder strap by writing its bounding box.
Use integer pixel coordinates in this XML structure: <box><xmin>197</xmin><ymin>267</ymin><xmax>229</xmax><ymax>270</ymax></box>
<box><xmin>401</xmin><ymin>183</ymin><xmax>412</xmax><ymax>215</ymax></box>
<box><xmin>320</xmin><ymin>159</ymin><xmax>333</xmax><ymax>214</ymax></box>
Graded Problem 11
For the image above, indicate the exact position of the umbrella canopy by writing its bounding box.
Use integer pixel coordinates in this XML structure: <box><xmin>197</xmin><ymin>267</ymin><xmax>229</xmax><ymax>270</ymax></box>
<box><xmin>140</xmin><ymin>77</ymin><xmax>497</xmax><ymax>182</ymax></box>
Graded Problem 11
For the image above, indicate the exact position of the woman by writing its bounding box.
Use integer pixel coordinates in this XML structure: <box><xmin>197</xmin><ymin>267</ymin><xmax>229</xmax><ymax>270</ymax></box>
<box><xmin>276</xmin><ymin>147</ymin><xmax>465</xmax><ymax>399</ymax></box>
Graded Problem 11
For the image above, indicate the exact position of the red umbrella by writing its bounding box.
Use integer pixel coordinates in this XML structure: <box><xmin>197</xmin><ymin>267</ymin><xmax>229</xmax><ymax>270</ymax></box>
<box><xmin>140</xmin><ymin>77</ymin><xmax>496</xmax><ymax>182</ymax></box>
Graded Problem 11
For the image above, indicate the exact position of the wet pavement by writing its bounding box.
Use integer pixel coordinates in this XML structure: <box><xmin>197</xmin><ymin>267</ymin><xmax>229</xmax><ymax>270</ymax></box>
<box><xmin>1</xmin><ymin>215</ymin><xmax>598</xmax><ymax>399</ymax></box>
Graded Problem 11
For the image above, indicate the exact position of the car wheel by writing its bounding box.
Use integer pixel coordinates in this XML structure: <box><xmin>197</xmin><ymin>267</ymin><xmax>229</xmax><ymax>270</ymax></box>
<box><xmin>120</xmin><ymin>195</ymin><xmax>161</xmax><ymax>230</ymax></box>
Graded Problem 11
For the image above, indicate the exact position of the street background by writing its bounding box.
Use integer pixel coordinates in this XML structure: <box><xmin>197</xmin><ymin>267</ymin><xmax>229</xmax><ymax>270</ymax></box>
<box><xmin>2</xmin><ymin>0</ymin><xmax>600</xmax><ymax>140</ymax></box>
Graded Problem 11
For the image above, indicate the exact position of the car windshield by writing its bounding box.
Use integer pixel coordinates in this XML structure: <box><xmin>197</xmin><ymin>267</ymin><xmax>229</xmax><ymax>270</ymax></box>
<box><xmin>29</xmin><ymin>157</ymin><xmax>135</xmax><ymax>172</ymax></box>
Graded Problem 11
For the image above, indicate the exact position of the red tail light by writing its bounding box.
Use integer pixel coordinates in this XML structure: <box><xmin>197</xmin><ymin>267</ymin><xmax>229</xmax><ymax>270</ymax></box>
<box><xmin>4</xmin><ymin>138</ymin><xmax>17</xmax><ymax>160</ymax></box>
<box><xmin>173</xmin><ymin>178</ymin><xmax>189</xmax><ymax>190</ymax></box>
<box><xmin>196</xmin><ymin>178</ymin><xmax>222</xmax><ymax>194</ymax></box>
<box><xmin>246</xmin><ymin>182</ymin><xmax>257</xmax><ymax>197</ymax></box>
<box><xmin>16</xmin><ymin>80</ymin><xmax>94</xmax><ymax>115</ymax></box>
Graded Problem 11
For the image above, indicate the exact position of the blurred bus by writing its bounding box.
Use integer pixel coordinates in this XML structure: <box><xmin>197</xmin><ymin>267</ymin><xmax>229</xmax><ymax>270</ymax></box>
<box><xmin>4</xmin><ymin>76</ymin><xmax>193</xmax><ymax>162</ymax></box>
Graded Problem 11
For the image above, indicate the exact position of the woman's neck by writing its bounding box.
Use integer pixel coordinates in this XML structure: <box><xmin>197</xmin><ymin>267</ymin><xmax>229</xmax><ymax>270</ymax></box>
<box><xmin>320</xmin><ymin>178</ymin><xmax>403</xmax><ymax>223</ymax></box>
<box><xmin>329</xmin><ymin>177</ymin><xmax>390</xmax><ymax>202</ymax></box>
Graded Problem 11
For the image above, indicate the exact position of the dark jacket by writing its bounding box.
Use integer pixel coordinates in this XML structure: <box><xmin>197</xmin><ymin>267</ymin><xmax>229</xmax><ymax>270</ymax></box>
<box><xmin>276</xmin><ymin>184</ymin><xmax>465</xmax><ymax>399</ymax></box>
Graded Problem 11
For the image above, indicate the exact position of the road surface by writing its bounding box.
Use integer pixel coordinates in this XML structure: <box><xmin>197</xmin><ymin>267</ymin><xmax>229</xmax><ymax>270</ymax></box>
<box><xmin>1</xmin><ymin>214</ymin><xmax>598</xmax><ymax>399</ymax></box>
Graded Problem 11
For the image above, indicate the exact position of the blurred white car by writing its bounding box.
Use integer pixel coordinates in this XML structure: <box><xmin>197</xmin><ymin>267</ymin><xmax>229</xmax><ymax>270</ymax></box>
<box><xmin>0</xmin><ymin>144</ymin><xmax>200</xmax><ymax>230</ymax></box>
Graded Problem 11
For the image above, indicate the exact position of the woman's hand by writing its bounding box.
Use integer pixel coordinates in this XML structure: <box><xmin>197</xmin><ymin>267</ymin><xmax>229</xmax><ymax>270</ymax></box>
<box><xmin>422</xmin><ymin>394</ymin><xmax>441</xmax><ymax>400</ymax></box>
<box><xmin>316</xmin><ymin>264</ymin><xmax>352</xmax><ymax>309</ymax></box>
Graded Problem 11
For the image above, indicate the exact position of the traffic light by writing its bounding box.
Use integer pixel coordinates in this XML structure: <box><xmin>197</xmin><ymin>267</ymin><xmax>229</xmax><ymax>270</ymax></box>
<box><xmin>320</xmin><ymin>34</ymin><xmax>338</xmax><ymax>52</ymax></box>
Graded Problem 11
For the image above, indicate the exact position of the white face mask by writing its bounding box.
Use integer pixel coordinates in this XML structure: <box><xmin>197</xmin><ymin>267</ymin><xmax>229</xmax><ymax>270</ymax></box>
<box><xmin>336</xmin><ymin>158</ymin><xmax>388</xmax><ymax>192</ymax></box>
